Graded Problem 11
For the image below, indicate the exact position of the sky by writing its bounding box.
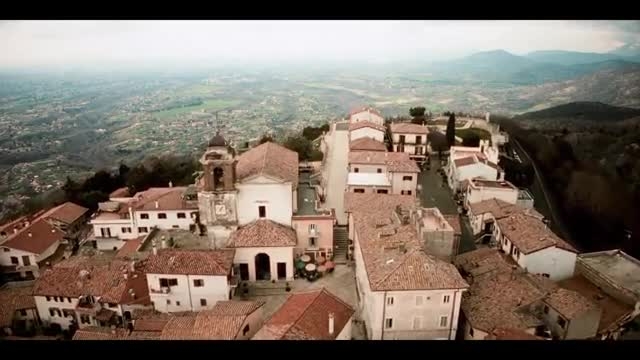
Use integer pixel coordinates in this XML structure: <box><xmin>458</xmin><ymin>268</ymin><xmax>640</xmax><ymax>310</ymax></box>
<box><xmin>0</xmin><ymin>20</ymin><xmax>638</xmax><ymax>69</ymax></box>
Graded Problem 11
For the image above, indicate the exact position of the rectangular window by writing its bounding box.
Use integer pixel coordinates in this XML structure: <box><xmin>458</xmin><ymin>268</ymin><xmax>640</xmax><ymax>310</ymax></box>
<box><xmin>399</xmin><ymin>135</ymin><xmax>406</xmax><ymax>143</ymax></box>
<box><xmin>309</xmin><ymin>223</ymin><xmax>317</xmax><ymax>231</ymax></box>
<box><xmin>258</xmin><ymin>206</ymin><xmax>266</xmax><ymax>218</ymax></box>
<box><xmin>176</xmin><ymin>301</ymin><xmax>180</xmax><ymax>306</ymax></box>
<box><xmin>416</xmin><ymin>296</ymin><xmax>423</xmax><ymax>306</ymax></box>
<box><xmin>172</xmin><ymin>225</ymin><xmax>179</xmax><ymax>229</ymax></box>
<box><xmin>443</xmin><ymin>295</ymin><xmax>451</xmax><ymax>304</ymax></box>
<box><xmin>62</xmin><ymin>309</ymin><xmax>74</xmax><ymax>318</ymax></box>
<box><xmin>81</xmin><ymin>315</ymin><xmax>91</xmax><ymax>324</ymax></box>
<box><xmin>353</xmin><ymin>189</ymin><xmax>365</xmax><ymax>193</ymax></box>
<box><xmin>386</xmin><ymin>297</ymin><xmax>394</xmax><ymax>306</ymax></box>
<box><xmin>168</xmin><ymin>278</ymin><xmax>178</xmax><ymax>286</ymax></box>
<box><xmin>177</xmin><ymin>212</ymin><xmax>186</xmax><ymax>219</ymax></box>
<box><xmin>416</xmin><ymin>136</ymin><xmax>422</xmax><ymax>145</ymax></box>
<box><xmin>138</xmin><ymin>227</ymin><xmax>148</xmax><ymax>233</ymax></box>
<box><xmin>200</xmin><ymin>299</ymin><xmax>207</xmax><ymax>306</ymax></box>
<box><xmin>439</xmin><ymin>316</ymin><xmax>448</xmax><ymax>328</ymax></box>
<box><xmin>68</xmin><ymin>297</ymin><xmax>72</xmax><ymax>303</ymax></box>
<box><xmin>140</xmin><ymin>213</ymin><xmax>149</xmax><ymax>219</ymax></box>
<box><xmin>46</xmin><ymin>296</ymin><xmax>51</xmax><ymax>302</ymax></box>
<box><xmin>53</xmin><ymin>297</ymin><xmax>58</xmax><ymax>302</ymax></box>
<box><xmin>158</xmin><ymin>213</ymin><xmax>167</xmax><ymax>219</ymax></box>
<box><xmin>377</xmin><ymin>168</ymin><xmax>382</xmax><ymax>173</ymax></box>
<box><xmin>193</xmin><ymin>279</ymin><xmax>204</xmax><ymax>287</ymax></box>
<box><xmin>354</xmin><ymin>168</ymin><xmax>359</xmax><ymax>173</ymax></box>
<box><xmin>22</xmin><ymin>256</ymin><xmax>31</xmax><ymax>266</ymax></box>
<box><xmin>413</xmin><ymin>317</ymin><xmax>422</xmax><ymax>330</ymax></box>
<box><xmin>376</xmin><ymin>189</ymin><xmax>388</xmax><ymax>194</ymax></box>
<box><xmin>402</xmin><ymin>176</ymin><xmax>413</xmax><ymax>181</ymax></box>
<box><xmin>385</xmin><ymin>318</ymin><xmax>393</xmax><ymax>329</ymax></box>
<box><xmin>10</xmin><ymin>256</ymin><xmax>18</xmax><ymax>265</ymax></box>
<box><xmin>3</xmin><ymin>248</ymin><xmax>9</xmax><ymax>252</ymax></box>
<box><xmin>49</xmin><ymin>308</ymin><xmax>56</xmax><ymax>317</ymax></box>
<box><xmin>406</xmin><ymin>190</ymin><xmax>412</xmax><ymax>195</ymax></box>
<box><xmin>310</xmin><ymin>237</ymin><xmax>317</xmax><ymax>247</ymax></box>
<box><xmin>166</xmin><ymin>299</ymin><xmax>171</xmax><ymax>305</ymax></box>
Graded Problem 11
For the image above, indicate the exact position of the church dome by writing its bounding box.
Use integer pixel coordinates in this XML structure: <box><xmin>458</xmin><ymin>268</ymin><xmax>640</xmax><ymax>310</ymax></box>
<box><xmin>208</xmin><ymin>132</ymin><xmax>226</xmax><ymax>147</ymax></box>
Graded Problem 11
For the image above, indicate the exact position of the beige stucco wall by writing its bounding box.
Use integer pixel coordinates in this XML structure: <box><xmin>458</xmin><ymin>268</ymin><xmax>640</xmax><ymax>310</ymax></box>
<box><xmin>233</xmin><ymin>246</ymin><xmax>294</xmax><ymax>282</ymax></box>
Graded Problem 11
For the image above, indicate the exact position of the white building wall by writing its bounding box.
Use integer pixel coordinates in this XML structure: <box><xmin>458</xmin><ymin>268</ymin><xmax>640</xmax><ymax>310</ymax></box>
<box><xmin>91</xmin><ymin>219</ymin><xmax>137</xmax><ymax>240</ymax></box>
<box><xmin>347</xmin><ymin>184</ymin><xmax>392</xmax><ymax>194</ymax></box>
<box><xmin>466</xmin><ymin>187</ymin><xmax>518</xmax><ymax>206</ymax></box>
<box><xmin>135</xmin><ymin>209</ymin><xmax>198</xmax><ymax>231</ymax></box>
<box><xmin>349</xmin><ymin>163</ymin><xmax>387</xmax><ymax>174</ymax></box>
<box><xmin>146</xmin><ymin>273</ymin><xmax>230</xmax><ymax>313</ymax></box>
<box><xmin>350</xmin><ymin>128</ymin><xmax>384</xmax><ymax>143</ymax></box>
<box><xmin>35</xmin><ymin>295</ymin><xmax>80</xmax><ymax>330</ymax></box>
<box><xmin>0</xmin><ymin>247</ymin><xmax>38</xmax><ymax>268</ymax></box>
<box><xmin>469</xmin><ymin>212</ymin><xmax>499</xmax><ymax>235</ymax></box>
<box><xmin>233</xmin><ymin>246</ymin><xmax>294</xmax><ymax>282</ymax></box>
<box><xmin>236</xmin><ymin>177</ymin><xmax>293</xmax><ymax>227</ymax></box>
<box><xmin>353</xmin><ymin>229</ymin><xmax>382</xmax><ymax>339</ymax></box>
<box><xmin>463</xmin><ymin>321</ymin><xmax>489</xmax><ymax>340</ymax></box>
<box><xmin>336</xmin><ymin>315</ymin><xmax>354</xmax><ymax>340</ymax></box>
<box><xmin>518</xmin><ymin>246</ymin><xmax>577</xmax><ymax>281</ymax></box>
<box><xmin>96</xmin><ymin>238</ymin><xmax>127</xmax><ymax>251</ymax></box>
<box><xmin>237</xmin><ymin>307</ymin><xmax>265</xmax><ymax>339</ymax></box>
<box><xmin>391</xmin><ymin>172</ymin><xmax>418</xmax><ymax>195</ymax></box>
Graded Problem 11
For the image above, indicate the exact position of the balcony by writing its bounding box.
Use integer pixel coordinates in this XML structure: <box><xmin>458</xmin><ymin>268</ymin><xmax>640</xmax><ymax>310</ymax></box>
<box><xmin>149</xmin><ymin>287</ymin><xmax>171</xmax><ymax>295</ymax></box>
<box><xmin>76</xmin><ymin>298</ymin><xmax>101</xmax><ymax>313</ymax></box>
<box><xmin>309</xmin><ymin>228</ymin><xmax>320</xmax><ymax>237</ymax></box>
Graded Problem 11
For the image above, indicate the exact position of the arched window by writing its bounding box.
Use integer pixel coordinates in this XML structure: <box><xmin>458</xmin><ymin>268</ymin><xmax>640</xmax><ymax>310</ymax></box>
<box><xmin>213</xmin><ymin>167</ymin><xmax>224</xmax><ymax>190</ymax></box>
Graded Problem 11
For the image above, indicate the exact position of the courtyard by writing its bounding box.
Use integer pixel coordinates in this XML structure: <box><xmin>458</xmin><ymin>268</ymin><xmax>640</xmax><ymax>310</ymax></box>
<box><xmin>233</xmin><ymin>263</ymin><xmax>366</xmax><ymax>339</ymax></box>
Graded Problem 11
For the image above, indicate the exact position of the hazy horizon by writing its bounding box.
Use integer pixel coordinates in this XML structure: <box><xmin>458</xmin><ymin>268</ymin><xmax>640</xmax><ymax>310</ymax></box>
<box><xmin>0</xmin><ymin>20</ymin><xmax>639</xmax><ymax>70</ymax></box>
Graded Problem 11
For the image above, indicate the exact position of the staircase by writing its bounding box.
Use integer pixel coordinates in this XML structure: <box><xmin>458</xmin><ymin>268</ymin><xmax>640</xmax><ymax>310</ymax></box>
<box><xmin>333</xmin><ymin>227</ymin><xmax>349</xmax><ymax>264</ymax></box>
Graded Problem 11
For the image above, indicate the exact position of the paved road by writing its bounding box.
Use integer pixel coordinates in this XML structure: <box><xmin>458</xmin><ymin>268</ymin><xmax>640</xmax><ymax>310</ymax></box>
<box><xmin>323</xmin><ymin>122</ymin><xmax>350</xmax><ymax>225</ymax></box>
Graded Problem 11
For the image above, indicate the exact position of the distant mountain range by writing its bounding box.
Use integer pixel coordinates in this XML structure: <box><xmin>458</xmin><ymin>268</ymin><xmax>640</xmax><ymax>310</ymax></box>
<box><xmin>425</xmin><ymin>49</ymin><xmax>640</xmax><ymax>86</ymax></box>
<box><xmin>513</xmin><ymin>102</ymin><xmax>640</xmax><ymax>123</ymax></box>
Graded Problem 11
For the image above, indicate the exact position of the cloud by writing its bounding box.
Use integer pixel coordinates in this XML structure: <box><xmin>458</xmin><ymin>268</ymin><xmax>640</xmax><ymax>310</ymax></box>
<box><xmin>0</xmin><ymin>20</ymin><xmax>637</xmax><ymax>68</ymax></box>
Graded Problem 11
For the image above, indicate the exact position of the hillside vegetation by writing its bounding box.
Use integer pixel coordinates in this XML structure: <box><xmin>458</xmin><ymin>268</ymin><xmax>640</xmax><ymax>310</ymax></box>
<box><xmin>498</xmin><ymin>102</ymin><xmax>640</xmax><ymax>257</ymax></box>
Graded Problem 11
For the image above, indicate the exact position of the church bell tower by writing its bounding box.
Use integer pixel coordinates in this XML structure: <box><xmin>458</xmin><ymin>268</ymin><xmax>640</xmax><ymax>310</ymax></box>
<box><xmin>197</xmin><ymin>131</ymin><xmax>239</xmax><ymax>249</ymax></box>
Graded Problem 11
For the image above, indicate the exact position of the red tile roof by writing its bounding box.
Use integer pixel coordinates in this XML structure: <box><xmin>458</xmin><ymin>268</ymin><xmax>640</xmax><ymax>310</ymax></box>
<box><xmin>497</xmin><ymin>214</ymin><xmax>577</xmax><ymax>254</ymax></box>
<box><xmin>348</xmin><ymin>120</ymin><xmax>386</xmax><ymax>132</ymax></box>
<box><xmin>236</xmin><ymin>142</ymin><xmax>299</xmax><ymax>189</ymax></box>
<box><xmin>485</xmin><ymin>327</ymin><xmax>544</xmax><ymax>340</ymax></box>
<box><xmin>34</xmin><ymin>257</ymin><xmax>149</xmax><ymax>304</ymax></box>
<box><xmin>349</xmin><ymin>137</ymin><xmax>387</xmax><ymax>152</ymax></box>
<box><xmin>72</xmin><ymin>327</ymin><xmax>130</xmax><ymax>340</ymax></box>
<box><xmin>140</xmin><ymin>249</ymin><xmax>235</xmax><ymax>276</ymax></box>
<box><xmin>468</xmin><ymin>198</ymin><xmax>541</xmax><ymax>219</ymax></box>
<box><xmin>253</xmin><ymin>288</ymin><xmax>354</xmax><ymax>340</ymax></box>
<box><xmin>349</xmin><ymin>107</ymin><xmax>383</xmax><ymax>118</ymax></box>
<box><xmin>390</xmin><ymin>122</ymin><xmax>429</xmax><ymax>134</ymax></box>
<box><xmin>344</xmin><ymin>192</ymin><xmax>417</xmax><ymax>215</ymax></box>
<box><xmin>115</xmin><ymin>236</ymin><xmax>145</xmax><ymax>259</ymax></box>
<box><xmin>349</xmin><ymin>151</ymin><xmax>420</xmax><ymax>173</ymax></box>
<box><xmin>228</xmin><ymin>219</ymin><xmax>297</xmax><ymax>248</ymax></box>
<box><xmin>46</xmin><ymin>202</ymin><xmax>89</xmax><ymax>224</ymax></box>
<box><xmin>128</xmin><ymin>187</ymin><xmax>197</xmax><ymax>212</ymax></box>
<box><xmin>109</xmin><ymin>187</ymin><xmax>130</xmax><ymax>198</ymax></box>
<box><xmin>544</xmin><ymin>288</ymin><xmax>599</xmax><ymax>319</ymax></box>
<box><xmin>443</xmin><ymin>215</ymin><xmax>462</xmax><ymax>236</ymax></box>
<box><xmin>2</xmin><ymin>218</ymin><xmax>64</xmax><ymax>255</ymax></box>
<box><xmin>0</xmin><ymin>285</ymin><xmax>36</xmax><ymax>328</ymax></box>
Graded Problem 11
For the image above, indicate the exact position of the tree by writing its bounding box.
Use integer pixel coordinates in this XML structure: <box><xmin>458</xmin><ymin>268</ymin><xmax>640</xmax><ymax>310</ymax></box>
<box><xmin>283</xmin><ymin>135</ymin><xmax>313</xmax><ymax>161</ymax></box>
<box><xmin>409</xmin><ymin>107</ymin><xmax>426</xmax><ymax>118</ymax></box>
<box><xmin>259</xmin><ymin>134</ymin><xmax>273</xmax><ymax>144</ymax></box>
<box><xmin>461</xmin><ymin>132</ymin><xmax>481</xmax><ymax>147</ymax></box>
<box><xmin>446</xmin><ymin>112</ymin><xmax>456</xmax><ymax>146</ymax></box>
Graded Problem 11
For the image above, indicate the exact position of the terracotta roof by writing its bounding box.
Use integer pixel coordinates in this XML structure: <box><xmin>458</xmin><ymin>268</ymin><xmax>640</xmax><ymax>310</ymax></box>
<box><xmin>349</xmin><ymin>137</ymin><xmax>387</xmax><ymax>152</ymax></box>
<box><xmin>558</xmin><ymin>275</ymin><xmax>633</xmax><ymax>333</ymax></box>
<box><xmin>253</xmin><ymin>288</ymin><xmax>354</xmax><ymax>340</ymax></box>
<box><xmin>140</xmin><ymin>249</ymin><xmax>235</xmax><ymax>276</ymax></box>
<box><xmin>349</xmin><ymin>120</ymin><xmax>386</xmax><ymax>132</ymax></box>
<box><xmin>72</xmin><ymin>327</ymin><xmax>129</xmax><ymax>340</ymax></box>
<box><xmin>34</xmin><ymin>257</ymin><xmax>149</xmax><ymax>304</ymax></box>
<box><xmin>497</xmin><ymin>214</ymin><xmax>576</xmax><ymax>254</ymax></box>
<box><xmin>485</xmin><ymin>327</ymin><xmax>543</xmax><ymax>340</ymax></box>
<box><xmin>461</xmin><ymin>268</ymin><xmax>546</xmax><ymax>333</ymax></box>
<box><xmin>2</xmin><ymin>218</ymin><xmax>64</xmax><ymax>255</ymax></box>
<box><xmin>453</xmin><ymin>154</ymin><xmax>499</xmax><ymax>170</ymax></box>
<box><xmin>390</xmin><ymin>122</ymin><xmax>429</xmax><ymax>134</ymax></box>
<box><xmin>159</xmin><ymin>301</ymin><xmax>264</xmax><ymax>340</ymax></box>
<box><xmin>128</xmin><ymin>187</ymin><xmax>197</xmax><ymax>212</ymax></box>
<box><xmin>344</xmin><ymin>192</ymin><xmax>417</xmax><ymax>214</ymax></box>
<box><xmin>109</xmin><ymin>187</ymin><xmax>130</xmax><ymax>198</ymax></box>
<box><xmin>348</xmin><ymin>151</ymin><xmax>419</xmax><ymax>173</ymax></box>
<box><xmin>134</xmin><ymin>318</ymin><xmax>170</xmax><ymax>332</ymax></box>
<box><xmin>46</xmin><ymin>202</ymin><xmax>89</xmax><ymax>224</ymax></box>
<box><xmin>544</xmin><ymin>288</ymin><xmax>599</xmax><ymax>319</ymax></box>
<box><xmin>454</xmin><ymin>248</ymin><xmax>514</xmax><ymax>277</ymax></box>
<box><xmin>352</xmin><ymin>209</ymin><xmax>468</xmax><ymax>291</ymax></box>
<box><xmin>236</xmin><ymin>142</ymin><xmax>299</xmax><ymax>189</ymax></box>
<box><xmin>115</xmin><ymin>236</ymin><xmax>145</xmax><ymax>259</ymax></box>
<box><xmin>468</xmin><ymin>198</ymin><xmax>541</xmax><ymax>219</ymax></box>
<box><xmin>228</xmin><ymin>219</ymin><xmax>297</xmax><ymax>248</ymax></box>
<box><xmin>443</xmin><ymin>215</ymin><xmax>462</xmax><ymax>236</ymax></box>
<box><xmin>0</xmin><ymin>285</ymin><xmax>36</xmax><ymax>328</ymax></box>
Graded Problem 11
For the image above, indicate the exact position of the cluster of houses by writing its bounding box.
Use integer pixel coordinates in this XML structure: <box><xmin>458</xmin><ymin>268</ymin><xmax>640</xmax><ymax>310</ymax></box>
<box><xmin>0</xmin><ymin>106</ymin><xmax>638</xmax><ymax>341</ymax></box>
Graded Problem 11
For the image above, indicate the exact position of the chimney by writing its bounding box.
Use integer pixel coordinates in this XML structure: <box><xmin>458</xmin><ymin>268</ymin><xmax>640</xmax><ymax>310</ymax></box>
<box><xmin>161</xmin><ymin>236</ymin><xmax>167</xmax><ymax>249</ymax></box>
<box><xmin>28</xmin><ymin>232</ymin><xmax>32</xmax><ymax>237</ymax></box>
<box><xmin>152</xmin><ymin>244</ymin><xmax>158</xmax><ymax>256</ymax></box>
<box><xmin>168</xmin><ymin>181</ymin><xmax>173</xmax><ymax>188</ymax></box>
<box><xmin>110</xmin><ymin>325</ymin><xmax>116</xmax><ymax>335</ymax></box>
<box><xmin>13</xmin><ymin>228</ymin><xmax>18</xmax><ymax>234</ymax></box>
<box><xmin>328</xmin><ymin>312</ymin><xmax>335</xmax><ymax>335</ymax></box>
<box><xmin>130</xmin><ymin>261</ymin><xmax>136</xmax><ymax>272</ymax></box>
<box><xmin>123</xmin><ymin>272</ymin><xmax>128</xmax><ymax>280</ymax></box>
<box><xmin>155</xmin><ymin>201</ymin><xmax>159</xmax><ymax>209</ymax></box>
